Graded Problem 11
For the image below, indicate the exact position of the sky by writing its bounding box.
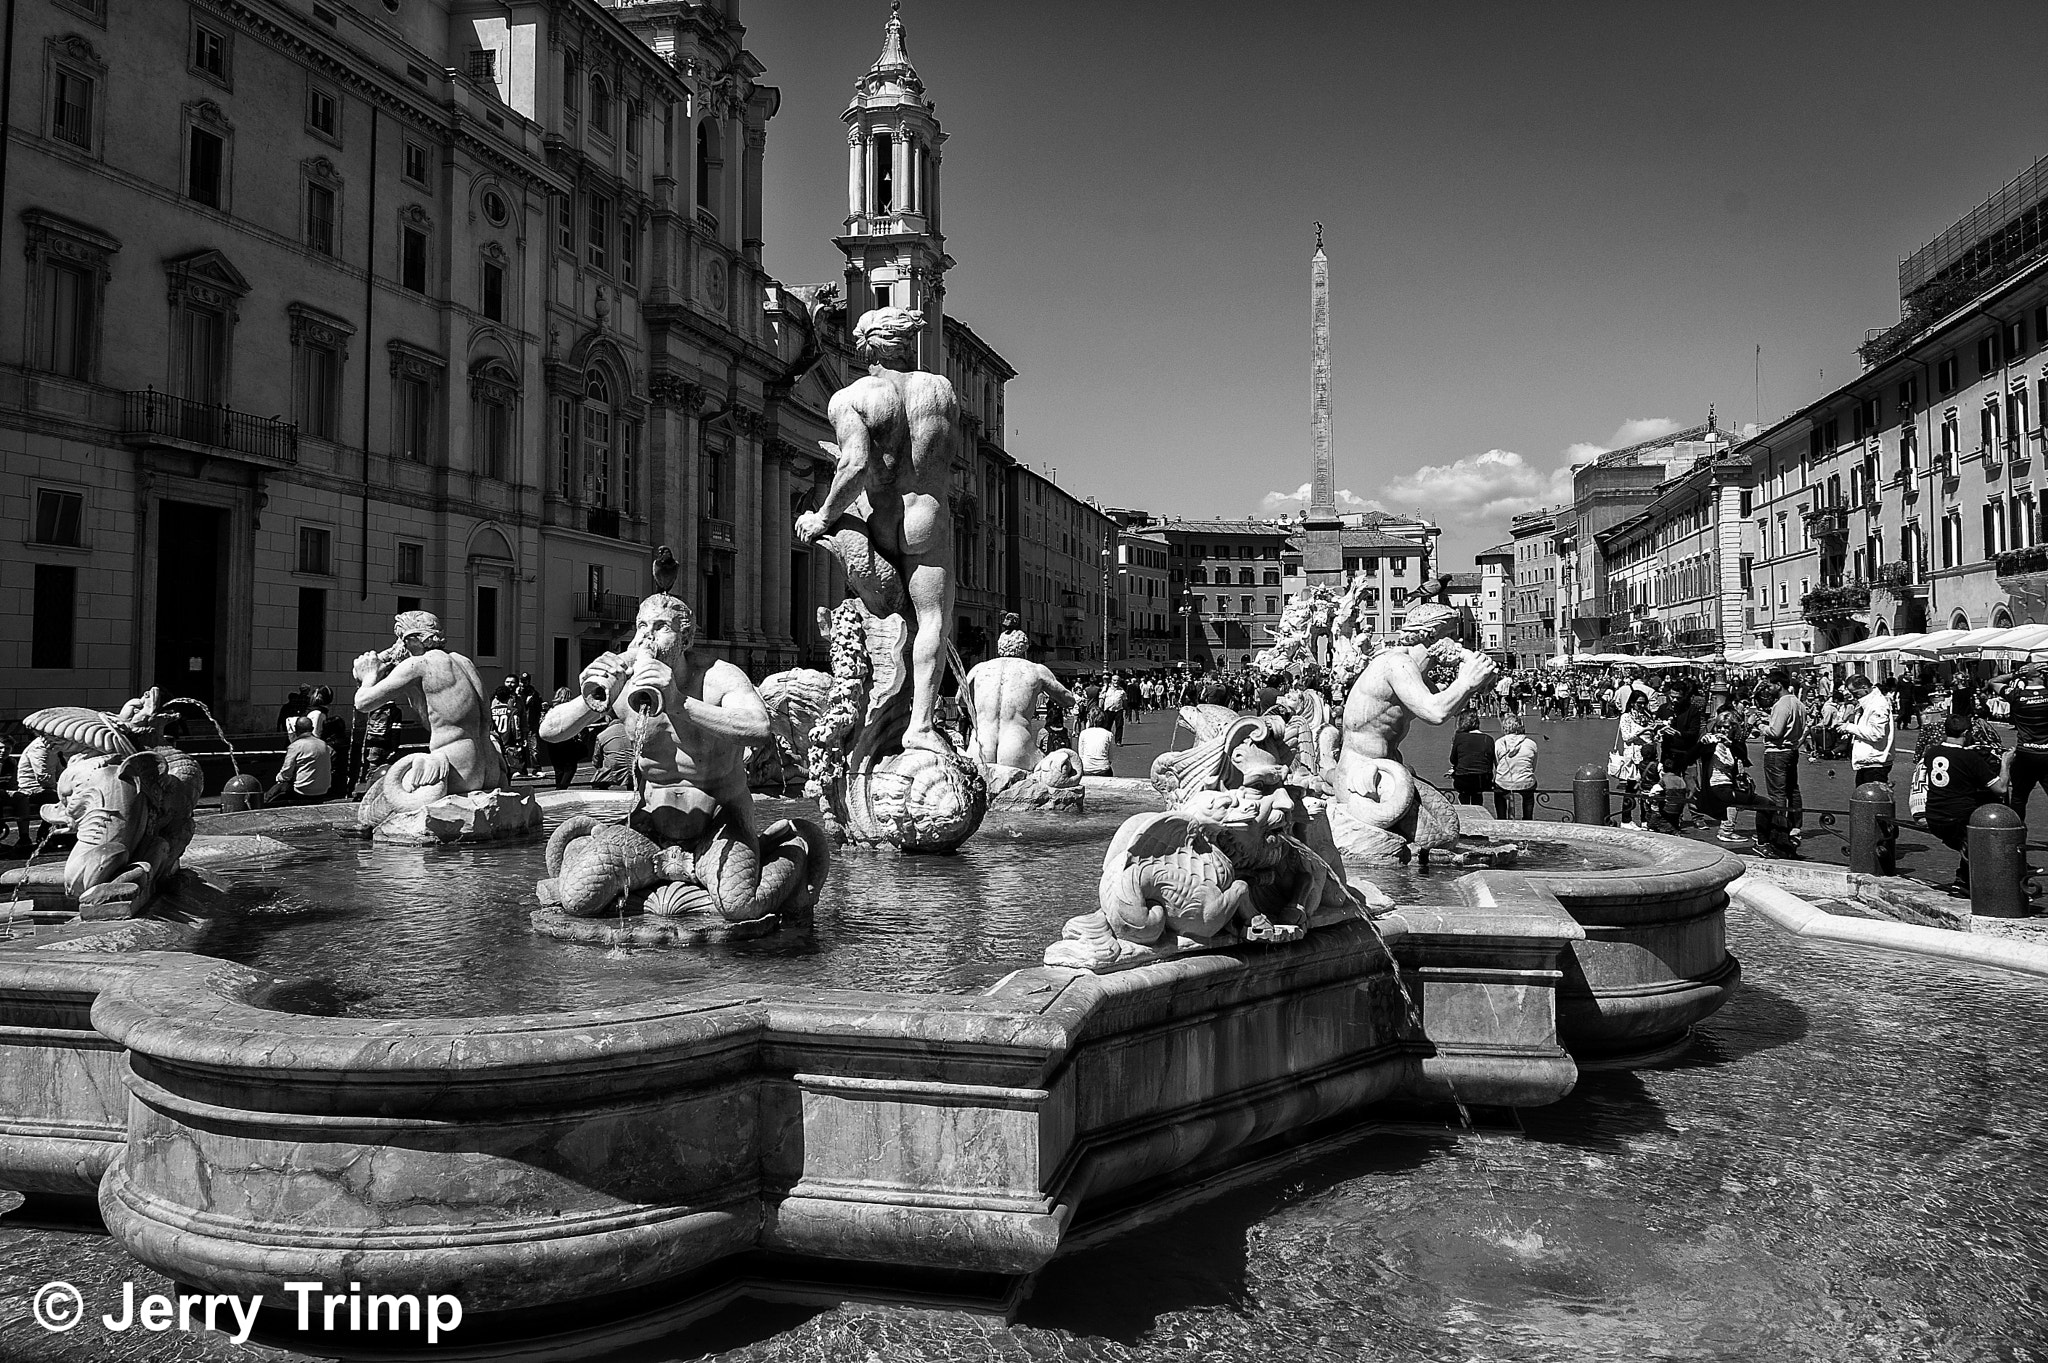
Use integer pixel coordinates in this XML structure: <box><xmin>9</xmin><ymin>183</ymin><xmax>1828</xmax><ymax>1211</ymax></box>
<box><xmin>743</xmin><ymin>0</ymin><xmax>2048</xmax><ymax>565</ymax></box>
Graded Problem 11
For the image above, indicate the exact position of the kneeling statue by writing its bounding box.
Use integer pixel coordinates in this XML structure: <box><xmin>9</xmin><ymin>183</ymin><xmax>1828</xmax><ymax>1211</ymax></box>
<box><xmin>531</xmin><ymin>592</ymin><xmax>830</xmax><ymax>943</ymax></box>
<box><xmin>961</xmin><ymin>615</ymin><xmax>1084</xmax><ymax>812</ymax></box>
<box><xmin>349</xmin><ymin>610</ymin><xmax>540</xmax><ymax>843</ymax></box>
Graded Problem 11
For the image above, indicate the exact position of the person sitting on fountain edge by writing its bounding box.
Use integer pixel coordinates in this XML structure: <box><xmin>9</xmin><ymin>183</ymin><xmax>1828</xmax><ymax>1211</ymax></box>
<box><xmin>266</xmin><ymin>716</ymin><xmax>333</xmax><ymax>806</ymax></box>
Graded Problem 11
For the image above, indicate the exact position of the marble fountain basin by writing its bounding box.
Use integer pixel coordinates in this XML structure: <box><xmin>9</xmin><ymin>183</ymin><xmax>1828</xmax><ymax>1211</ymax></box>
<box><xmin>0</xmin><ymin>807</ymin><xmax>1742</xmax><ymax>1346</ymax></box>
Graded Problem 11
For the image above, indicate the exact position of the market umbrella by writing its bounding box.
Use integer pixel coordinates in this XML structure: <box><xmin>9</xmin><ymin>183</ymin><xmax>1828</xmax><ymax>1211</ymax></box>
<box><xmin>1929</xmin><ymin>626</ymin><xmax>2022</xmax><ymax>656</ymax></box>
<box><xmin>1969</xmin><ymin>623</ymin><xmax>2048</xmax><ymax>656</ymax></box>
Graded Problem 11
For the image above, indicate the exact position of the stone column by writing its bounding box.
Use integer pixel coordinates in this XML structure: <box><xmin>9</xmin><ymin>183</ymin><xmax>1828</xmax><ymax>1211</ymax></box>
<box><xmin>762</xmin><ymin>446</ymin><xmax>787</xmax><ymax>659</ymax></box>
<box><xmin>864</xmin><ymin>133</ymin><xmax>878</xmax><ymax>218</ymax></box>
<box><xmin>892</xmin><ymin>129</ymin><xmax>909</xmax><ymax>218</ymax></box>
<box><xmin>847</xmin><ymin>127</ymin><xmax>863</xmax><ymax>222</ymax></box>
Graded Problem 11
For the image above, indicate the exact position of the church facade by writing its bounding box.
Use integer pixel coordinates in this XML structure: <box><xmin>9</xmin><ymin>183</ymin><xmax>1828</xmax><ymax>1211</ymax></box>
<box><xmin>2</xmin><ymin>0</ymin><xmax>1037</xmax><ymax>728</ymax></box>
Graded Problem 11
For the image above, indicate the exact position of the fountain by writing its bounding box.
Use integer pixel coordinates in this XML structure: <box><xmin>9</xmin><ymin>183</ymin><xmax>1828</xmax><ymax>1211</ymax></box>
<box><xmin>346</xmin><ymin>609</ymin><xmax>542</xmax><ymax>844</ymax></box>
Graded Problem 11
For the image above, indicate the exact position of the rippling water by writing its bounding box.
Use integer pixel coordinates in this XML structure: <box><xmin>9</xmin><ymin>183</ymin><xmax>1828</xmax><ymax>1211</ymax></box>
<box><xmin>192</xmin><ymin>799</ymin><xmax>1632</xmax><ymax>1018</ymax></box>
<box><xmin>609</xmin><ymin>909</ymin><xmax>2048</xmax><ymax>1362</ymax></box>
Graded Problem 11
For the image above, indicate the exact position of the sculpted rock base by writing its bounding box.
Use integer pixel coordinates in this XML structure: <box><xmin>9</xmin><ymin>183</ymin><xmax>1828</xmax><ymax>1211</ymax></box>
<box><xmin>983</xmin><ymin>751</ymin><xmax>1085</xmax><ymax>814</ymax></box>
<box><xmin>359</xmin><ymin>789</ymin><xmax>542</xmax><ymax>845</ymax></box>
<box><xmin>845</xmin><ymin>748</ymin><xmax>988</xmax><ymax>852</ymax></box>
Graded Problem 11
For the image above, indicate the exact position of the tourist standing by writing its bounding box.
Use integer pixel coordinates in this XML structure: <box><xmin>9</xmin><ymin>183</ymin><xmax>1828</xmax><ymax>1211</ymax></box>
<box><xmin>1492</xmin><ymin>715</ymin><xmax>1537</xmax><ymax>820</ymax></box>
<box><xmin>1655</xmin><ymin>678</ymin><xmax>1704</xmax><ymax>831</ymax></box>
<box><xmin>1843</xmin><ymin>674</ymin><xmax>1895</xmax><ymax>792</ymax></box>
<box><xmin>1922</xmin><ymin>714</ymin><xmax>2012</xmax><ymax>894</ymax></box>
<box><xmin>265</xmin><ymin>716</ymin><xmax>333</xmax><ymax>806</ymax></box>
<box><xmin>1612</xmin><ymin>692</ymin><xmax>1655</xmax><ymax>829</ymax></box>
<box><xmin>1448</xmin><ymin>712</ymin><xmax>1495</xmax><ymax>807</ymax></box>
<box><xmin>1756</xmin><ymin>671</ymin><xmax>1807</xmax><ymax>855</ymax></box>
<box><xmin>2003</xmin><ymin>669</ymin><xmax>2048</xmax><ymax>820</ymax></box>
<box><xmin>491</xmin><ymin>679</ymin><xmax>528</xmax><ymax>777</ymax></box>
<box><xmin>1100</xmin><ymin>675</ymin><xmax>1128</xmax><ymax>743</ymax></box>
<box><xmin>1700</xmin><ymin>712</ymin><xmax>1746</xmax><ymax>843</ymax></box>
<box><xmin>537</xmin><ymin>687</ymin><xmax>584</xmax><ymax>789</ymax></box>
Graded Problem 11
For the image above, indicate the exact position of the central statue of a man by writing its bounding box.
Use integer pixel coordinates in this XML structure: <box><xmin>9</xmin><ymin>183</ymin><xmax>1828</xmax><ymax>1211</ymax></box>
<box><xmin>794</xmin><ymin>306</ymin><xmax>958</xmax><ymax>755</ymax></box>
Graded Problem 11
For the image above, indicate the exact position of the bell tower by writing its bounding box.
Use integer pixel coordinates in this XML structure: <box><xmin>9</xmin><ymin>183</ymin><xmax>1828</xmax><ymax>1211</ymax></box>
<box><xmin>835</xmin><ymin>2</ymin><xmax>950</xmax><ymax>371</ymax></box>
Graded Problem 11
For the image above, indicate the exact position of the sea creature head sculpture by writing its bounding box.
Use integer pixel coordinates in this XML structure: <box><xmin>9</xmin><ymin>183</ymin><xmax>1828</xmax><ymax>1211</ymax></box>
<box><xmin>852</xmin><ymin>306</ymin><xmax>925</xmax><ymax>367</ymax></box>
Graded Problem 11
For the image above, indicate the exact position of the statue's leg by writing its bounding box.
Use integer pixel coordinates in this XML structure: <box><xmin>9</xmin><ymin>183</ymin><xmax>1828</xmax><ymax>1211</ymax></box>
<box><xmin>901</xmin><ymin>558</ymin><xmax>953</xmax><ymax>755</ymax></box>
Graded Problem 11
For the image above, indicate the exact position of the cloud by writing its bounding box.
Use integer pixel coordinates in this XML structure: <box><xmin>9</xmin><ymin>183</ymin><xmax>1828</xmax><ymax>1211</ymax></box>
<box><xmin>1378</xmin><ymin>449</ymin><xmax>1574</xmax><ymax>524</ymax></box>
<box><xmin>1259</xmin><ymin>482</ymin><xmax>1386</xmax><ymax>515</ymax></box>
<box><xmin>1563</xmin><ymin>442</ymin><xmax>1607</xmax><ymax>464</ymax></box>
<box><xmin>1607</xmin><ymin>416</ymin><xmax>1684</xmax><ymax>448</ymax></box>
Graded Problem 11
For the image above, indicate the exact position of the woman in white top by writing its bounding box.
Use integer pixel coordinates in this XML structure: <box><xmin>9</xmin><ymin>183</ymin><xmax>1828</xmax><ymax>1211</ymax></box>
<box><xmin>1492</xmin><ymin>715</ymin><xmax>1539</xmax><ymax>819</ymax></box>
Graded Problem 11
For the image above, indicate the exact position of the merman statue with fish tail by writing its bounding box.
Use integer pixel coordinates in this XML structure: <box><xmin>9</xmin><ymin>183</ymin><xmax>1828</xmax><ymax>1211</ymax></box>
<box><xmin>533</xmin><ymin>592</ymin><xmax>831</xmax><ymax>932</ymax></box>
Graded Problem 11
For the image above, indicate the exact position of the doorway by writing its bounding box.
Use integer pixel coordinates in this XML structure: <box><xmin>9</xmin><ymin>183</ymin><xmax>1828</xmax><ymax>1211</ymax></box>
<box><xmin>154</xmin><ymin>501</ymin><xmax>225</xmax><ymax>709</ymax></box>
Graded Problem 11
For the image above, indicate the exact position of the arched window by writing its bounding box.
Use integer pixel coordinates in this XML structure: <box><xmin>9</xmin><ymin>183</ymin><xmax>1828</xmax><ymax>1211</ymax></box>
<box><xmin>589</xmin><ymin>77</ymin><xmax>611</xmax><ymax>137</ymax></box>
<box><xmin>582</xmin><ymin>372</ymin><xmax>613</xmax><ymax>508</ymax></box>
<box><xmin>874</xmin><ymin>132</ymin><xmax>893</xmax><ymax>212</ymax></box>
<box><xmin>694</xmin><ymin>122</ymin><xmax>713</xmax><ymax>218</ymax></box>
<box><xmin>471</xmin><ymin>359</ymin><xmax>517</xmax><ymax>481</ymax></box>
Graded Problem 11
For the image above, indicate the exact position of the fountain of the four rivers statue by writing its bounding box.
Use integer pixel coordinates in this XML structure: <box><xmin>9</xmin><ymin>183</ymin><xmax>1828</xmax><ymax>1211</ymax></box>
<box><xmin>1</xmin><ymin>309</ymin><xmax>2043</xmax><ymax>1358</ymax></box>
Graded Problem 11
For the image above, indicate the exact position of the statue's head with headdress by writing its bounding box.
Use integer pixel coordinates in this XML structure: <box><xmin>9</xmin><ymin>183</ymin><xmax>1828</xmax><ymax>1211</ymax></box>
<box><xmin>393</xmin><ymin>611</ymin><xmax>448</xmax><ymax>654</ymax></box>
<box><xmin>852</xmin><ymin>307</ymin><xmax>926</xmax><ymax>368</ymax></box>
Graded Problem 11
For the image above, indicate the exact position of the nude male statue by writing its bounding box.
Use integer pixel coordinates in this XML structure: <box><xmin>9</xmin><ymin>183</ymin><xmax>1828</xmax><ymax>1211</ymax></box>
<box><xmin>1327</xmin><ymin>600</ymin><xmax>1497</xmax><ymax>859</ymax></box>
<box><xmin>961</xmin><ymin>616</ymin><xmax>1079</xmax><ymax>772</ymax></box>
<box><xmin>539</xmin><ymin>593</ymin><xmax>770</xmax><ymax>843</ymax></box>
<box><xmin>793</xmin><ymin>306</ymin><xmax>959</xmax><ymax>756</ymax></box>
<box><xmin>351</xmin><ymin>610</ymin><xmax>505</xmax><ymax>797</ymax></box>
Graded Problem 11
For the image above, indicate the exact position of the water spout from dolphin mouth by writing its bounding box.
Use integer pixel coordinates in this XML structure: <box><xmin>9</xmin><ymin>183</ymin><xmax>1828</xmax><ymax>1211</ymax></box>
<box><xmin>165</xmin><ymin>697</ymin><xmax>243</xmax><ymax>778</ymax></box>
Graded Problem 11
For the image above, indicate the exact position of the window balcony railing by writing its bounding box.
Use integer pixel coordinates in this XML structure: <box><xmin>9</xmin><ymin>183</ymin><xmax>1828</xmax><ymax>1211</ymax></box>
<box><xmin>585</xmin><ymin>507</ymin><xmax>624</xmax><ymax>539</ymax></box>
<box><xmin>1995</xmin><ymin>545</ymin><xmax>2048</xmax><ymax>580</ymax></box>
<box><xmin>575</xmin><ymin>589</ymin><xmax>639</xmax><ymax>623</ymax></box>
<box><xmin>1800</xmin><ymin>582</ymin><xmax>1870</xmax><ymax>623</ymax></box>
<box><xmin>120</xmin><ymin>388</ymin><xmax>298</xmax><ymax>465</ymax></box>
<box><xmin>1803</xmin><ymin>505</ymin><xmax>1850</xmax><ymax>539</ymax></box>
<box><xmin>698</xmin><ymin>515</ymin><xmax>735</xmax><ymax>550</ymax></box>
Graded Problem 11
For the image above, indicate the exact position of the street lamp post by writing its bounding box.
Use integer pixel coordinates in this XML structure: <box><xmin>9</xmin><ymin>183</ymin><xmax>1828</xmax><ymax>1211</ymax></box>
<box><xmin>1100</xmin><ymin>541</ymin><xmax>1111</xmax><ymax>677</ymax></box>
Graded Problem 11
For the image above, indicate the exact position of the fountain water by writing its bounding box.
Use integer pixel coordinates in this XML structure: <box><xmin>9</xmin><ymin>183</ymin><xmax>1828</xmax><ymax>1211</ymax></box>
<box><xmin>162</xmin><ymin>697</ymin><xmax>242</xmax><ymax>779</ymax></box>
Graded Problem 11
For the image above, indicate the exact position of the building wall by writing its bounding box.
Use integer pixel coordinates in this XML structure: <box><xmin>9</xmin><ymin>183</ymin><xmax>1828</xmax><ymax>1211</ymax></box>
<box><xmin>1507</xmin><ymin>511</ymin><xmax>1557</xmax><ymax>671</ymax></box>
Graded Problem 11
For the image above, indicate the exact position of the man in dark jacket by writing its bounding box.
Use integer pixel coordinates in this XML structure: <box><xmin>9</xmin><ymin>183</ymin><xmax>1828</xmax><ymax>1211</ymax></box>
<box><xmin>1447</xmin><ymin>712</ymin><xmax>1495</xmax><ymax>807</ymax></box>
<box><xmin>1654</xmin><ymin>678</ymin><xmax>1704</xmax><ymax>832</ymax></box>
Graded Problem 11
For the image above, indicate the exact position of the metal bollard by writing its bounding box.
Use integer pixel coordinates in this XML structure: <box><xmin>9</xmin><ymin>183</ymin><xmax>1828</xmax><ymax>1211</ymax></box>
<box><xmin>219</xmin><ymin>773</ymin><xmax>265</xmax><ymax>813</ymax></box>
<box><xmin>1849</xmin><ymin>781</ymin><xmax>1896</xmax><ymax>876</ymax></box>
<box><xmin>1573</xmin><ymin>763</ymin><xmax>1610</xmax><ymax>827</ymax></box>
<box><xmin>1967</xmin><ymin>802</ymin><xmax>2028</xmax><ymax>918</ymax></box>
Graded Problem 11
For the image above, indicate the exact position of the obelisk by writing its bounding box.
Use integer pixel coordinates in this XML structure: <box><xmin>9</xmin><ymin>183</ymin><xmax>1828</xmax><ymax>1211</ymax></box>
<box><xmin>1303</xmin><ymin>223</ymin><xmax>1345</xmax><ymax>586</ymax></box>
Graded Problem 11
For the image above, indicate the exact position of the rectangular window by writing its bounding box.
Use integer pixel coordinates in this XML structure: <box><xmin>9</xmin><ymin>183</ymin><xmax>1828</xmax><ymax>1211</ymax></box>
<box><xmin>476</xmin><ymin>585</ymin><xmax>499</xmax><ymax>658</ymax></box>
<box><xmin>300</xmin><ymin>343</ymin><xmax>339</xmax><ymax>439</ymax></box>
<box><xmin>403</xmin><ymin>140</ymin><xmax>429</xmax><ymax>186</ymax></box>
<box><xmin>32</xmin><ymin>564</ymin><xmax>76</xmax><ymax>668</ymax></box>
<box><xmin>556</xmin><ymin>397</ymin><xmax>575</xmax><ymax>498</ymax></box>
<box><xmin>466</xmin><ymin>50</ymin><xmax>496</xmax><ymax>82</ymax></box>
<box><xmin>307</xmin><ymin>86</ymin><xmax>337</xmax><ymax>137</ymax></box>
<box><xmin>306</xmin><ymin>182</ymin><xmax>336</xmax><ymax>255</ymax></box>
<box><xmin>296</xmin><ymin>587</ymin><xmax>326</xmax><ymax>672</ymax></box>
<box><xmin>34</xmin><ymin>489</ymin><xmax>83</xmax><ymax>545</ymax></box>
<box><xmin>1938</xmin><ymin>355</ymin><xmax>1958</xmax><ymax>394</ymax></box>
<box><xmin>396</xmin><ymin>541</ymin><xmax>424</xmax><ymax>585</ymax></box>
<box><xmin>625</xmin><ymin>102</ymin><xmax>641</xmax><ymax>155</ymax></box>
<box><xmin>187</xmin><ymin>128</ymin><xmax>223</xmax><ymax>207</ymax></box>
<box><xmin>621</xmin><ymin>421</ymin><xmax>639</xmax><ymax>518</ymax></box>
<box><xmin>399</xmin><ymin>376</ymin><xmax>432</xmax><ymax>459</ymax></box>
<box><xmin>586</xmin><ymin>192</ymin><xmax>610</xmax><ymax>272</ymax></box>
<box><xmin>298</xmin><ymin>525</ymin><xmax>332</xmax><ymax>575</ymax></box>
<box><xmin>481</xmin><ymin>400</ymin><xmax>510</xmax><ymax>480</ymax></box>
<box><xmin>39</xmin><ymin>260</ymin><xmax>88</xmax><ymax>378</ymax></box>
<box><xmin>481</xmin><ymin>261</ymin><xmax>503</xmax><ymax>321</ymax></box>
<box><xmin>557</xmin><ymin>192</ymin><xmax>575</xmax><ymax>253</ymax></box>
<box><xmin>52</xmin><ymin>68</ymin><xmax>92</xmax><ymax>146</ymax></box>
<box><xmin>401</xmin><ymin>227</ymin><xmax>427</xmax><ymax>292</ymax></box>
<box><xmin>1979</xmin><ymin>335</ymin><xmax>1999</xmax><ymax>378</ymax></box>
<box><xmin>2008</xmin><ymin>319</ymin><xmax>2026</xmax><ymax>359</ymax></box>
<box><xmin>191</xmin><ymin>24</ymin><xmax>228</xmax><ymax>81</ymax></box>
<box><xmin>619</xmin><ymin>216</ymin><xmax>635</xmax><ymax>285</ymax></box>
